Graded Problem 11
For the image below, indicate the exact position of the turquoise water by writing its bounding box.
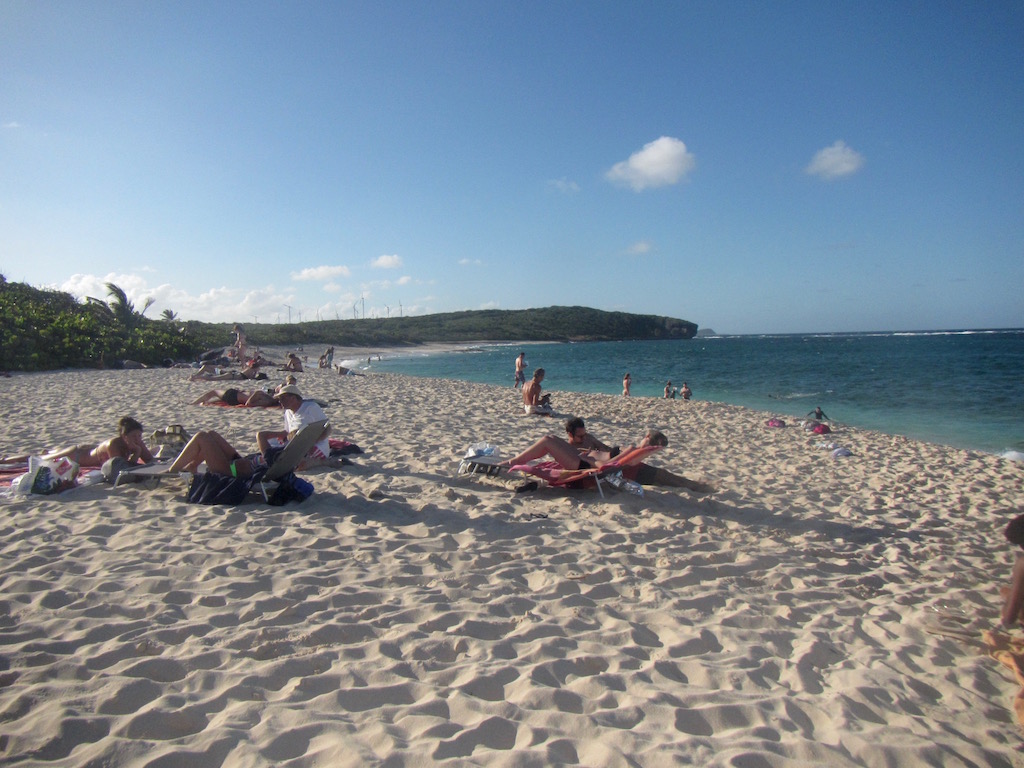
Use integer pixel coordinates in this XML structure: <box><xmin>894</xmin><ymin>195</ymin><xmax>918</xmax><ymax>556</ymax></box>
<box><xmin>358</xmin><ymin>330</ymin><xmax>1024</xmax><ymax>456</ymax></box>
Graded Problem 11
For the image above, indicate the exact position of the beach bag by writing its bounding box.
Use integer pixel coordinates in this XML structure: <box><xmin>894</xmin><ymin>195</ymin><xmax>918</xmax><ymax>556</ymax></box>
<box><xmin>13</xmin><ymin>456</ymin><xmax>79</xmax><ymax>495</ymax></box>
<box><xmin>150</xmin><ymin>424</ymin><xmax>190</xmax><ymax>456</ymax></box>
<box><xmin>267</xmin><ymin>473</ymin><xmax>314</xmax><ymax>506</ymax></box>
<box><xmin>187</xmin><ymin>472</ymin><xmax>254</xmax><ymax>505</ymax></box>
<box><xmin>766</xmin><ymin>418</ymin><xmax>785</xmax><ymax>428</ymax></box>
<box><xmin>812</xmin><ymin>423</ymin><xmax>831</xmax><ymax>435</ymax></box>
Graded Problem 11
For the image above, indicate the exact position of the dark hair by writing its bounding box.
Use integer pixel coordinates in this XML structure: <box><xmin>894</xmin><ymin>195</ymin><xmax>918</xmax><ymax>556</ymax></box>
<box><xmin>533</xmin><ymin>368</ymin><xmax>545</xmax><ymax>379</ymax></box>
<box><xmin>118</xmin><ymin>416</ymin><xmax>143</xmax><ymax>436</ymax></box>
<box><xmin>1006</xmin><ymin>514</ymin><xmax>1024</xmax><ymax>549</ymax></box>
<box><xmin>646</xmin><ymin>430</ymin><xmax>669</xmax><ymax>447</ymax></box>
<box><xmin>565</xmin><ymin>417</ymin><xmax>585</xmax><ymax>435</ymax></box>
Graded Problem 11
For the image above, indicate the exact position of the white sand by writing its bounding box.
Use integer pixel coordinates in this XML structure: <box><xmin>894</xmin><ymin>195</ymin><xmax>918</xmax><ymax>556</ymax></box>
<box><xmin>1</xmin><ymin>366</ymin><xmax>1022</xmax><ymax>766</ymax></box>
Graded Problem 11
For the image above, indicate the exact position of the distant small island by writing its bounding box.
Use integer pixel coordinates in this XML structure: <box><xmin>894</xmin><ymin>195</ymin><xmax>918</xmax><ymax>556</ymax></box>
<box><xmin>0</xmin><ymin>276</ymin><xmax>698</xmax><ymax>371</ymax></box>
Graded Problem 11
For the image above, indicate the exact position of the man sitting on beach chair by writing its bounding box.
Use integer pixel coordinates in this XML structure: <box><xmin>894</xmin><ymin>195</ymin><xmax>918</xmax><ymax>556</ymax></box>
<box><xmin>257</xmin><ymin>385</ymin><xmax>335</xmax><ymax>469</ymax></box>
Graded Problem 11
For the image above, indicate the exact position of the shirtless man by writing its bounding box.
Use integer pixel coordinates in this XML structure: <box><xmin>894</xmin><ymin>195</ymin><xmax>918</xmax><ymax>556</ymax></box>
<box><xmin>2</xmin><ymin>416</ymin><xmax>155</xmax><ymax>468</ymax></box>
<box><xmin>513</xmin><ymin>352</ymin><xmax>527</xmax><ymax>389</ymax></box>
<box><xmin>522</xmin><ymin>368</ymin><xmax>553</xmax><ymax>416</ymax></box>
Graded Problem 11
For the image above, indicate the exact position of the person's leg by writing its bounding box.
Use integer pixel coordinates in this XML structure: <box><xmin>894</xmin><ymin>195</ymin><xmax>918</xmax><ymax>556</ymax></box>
<box><xmin>41</xmin><ymin>444</ymin><xmax>97</xmax><ymax>466</ymax></box>
<box><xmin>169</xmin><ymin>431</ymin><xmax>237</xmax><ymax>474</ymax></box>
<box><xmin>506</xmin><ymin>435</ymin><xmax>584</xmax><ymax>470</ymax></box>
<box><xmin>191</xmin><ymin>390</ymin><xmax>221</xmax><ymax>405</ymax></box>
<box><xmin>631</xmin><ymin>464</ymin><xmax>715</xmax><ymax>492</ymax></box>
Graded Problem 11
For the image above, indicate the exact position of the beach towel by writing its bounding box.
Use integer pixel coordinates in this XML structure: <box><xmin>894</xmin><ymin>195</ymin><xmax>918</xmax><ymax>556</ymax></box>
<box><xmin>983</xmin><ymin>629</ymin><xmax>1024</xmax><ymax>726</ymax></box>
<box><xmin>329</xmin><ymin>439</ymin><xmax>364</xmax><ymax>456</ymax></box>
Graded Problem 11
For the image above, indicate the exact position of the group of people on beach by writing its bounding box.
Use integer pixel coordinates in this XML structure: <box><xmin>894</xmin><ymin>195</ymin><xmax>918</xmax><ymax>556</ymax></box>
<box><xmin>2</xmin><ymin>379</ymin><xmax>335</xmax><ymax>482</ymax></box>
<box><xmin>515</xmin><ymin>353</ymin><xmax>693</xmax><ymax>404</ymax></box>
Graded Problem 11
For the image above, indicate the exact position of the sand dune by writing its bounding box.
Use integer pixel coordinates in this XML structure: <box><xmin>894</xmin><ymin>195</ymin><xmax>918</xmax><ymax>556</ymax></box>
<box><xmin>1</xmin><ymin>366</ymin><xmax>1022</xmax><ymax>766</ymax></box>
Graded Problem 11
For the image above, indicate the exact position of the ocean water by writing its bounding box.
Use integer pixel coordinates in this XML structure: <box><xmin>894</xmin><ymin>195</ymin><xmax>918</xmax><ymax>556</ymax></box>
<box><xmin>357</xmin><ymin>330</ymin><xmax>1024</xmax><ymax>456</ymax></box>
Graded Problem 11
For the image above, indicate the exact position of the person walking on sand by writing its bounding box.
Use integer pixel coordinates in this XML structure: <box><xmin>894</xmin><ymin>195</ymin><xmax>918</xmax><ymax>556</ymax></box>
<box><xmin>513</xmin><ymin>352</ymin><xmax>527</xmax><ymax>389</ymax></box>
<box><xmin>807</xmin><ymin>406</ymin><xmax>829</xmax><ymax>421</ymax></box>
<box><xmin>664</xmin><ymin>381</ymin><xmax>676</xmax><ymax>399</ymax></box>
<box><xmin>680</xmin><ymin>381</ymin><xmax>692</xmax><ymax>400</ymax></box>
<box><xmin>622</xmin><ymin>373</ymin><xmax>631</xmax><ymax>397</ymax></box>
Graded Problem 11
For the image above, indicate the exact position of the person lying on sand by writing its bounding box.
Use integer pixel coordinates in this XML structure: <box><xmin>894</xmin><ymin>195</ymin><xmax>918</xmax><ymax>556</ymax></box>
<box><xmin>189</xmin><ymin>361</ymin><xmax>267</xmax><ymax>382</ymax></box>
<box><xmin>191</xmin><ymin>388</ymin><xmax>279</xmax><ymax>408</ymax></box>
<box><xmin>168</xmin><ymin>430</ymin><xmax>265</xmax><ymax>479</ymax></box>
<box><xmin>1</xmin><ymin>416</ymin><xmax>155</xmax><ymax>468</ymax></box>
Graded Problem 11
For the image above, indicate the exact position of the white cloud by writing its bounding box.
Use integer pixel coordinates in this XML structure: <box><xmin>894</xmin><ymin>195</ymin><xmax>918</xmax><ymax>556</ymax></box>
<box><xmin>805</xmin><ymin>140</ymin><xmax>865</xmax><ymax>180</ymax></box>
<box><xmin>291</xmin><ymin>265</ymin><xmax>351</xmax><ymax>281</ymax></box>
<box><xmin>58</xmin><ymin>272</ymin><xmax>301</xmax><ymax>324</ymax></box>
<box><xmin>547</xmin><ymin>177</ymin><xmax>580</xmax><ymax>194</ymax></box>
<box><xmin>606</xmin><ymin>136</ymin><xmax>695</xmax><ymax>191</ymax></box>
<box><xmin>626</xmin><ymin>241</ymin><xmax>653</xmax><ymax>256</ymax></box>
<box><xmin>397</xmin><ymin>275</ymin><xmax>411</xmax><ymax>285</ymax></box>
<box><xmin>459</xmin><ymin>258</ymin><xmax>482</xmax><ymax>266</ymax></box>
<box><xmin>3</xmin><ymin>122</ymin><xmax>22</xmax><ymax>129</ymax></box>
<box><xmin>372</xmin><ymin>254</ymin><xmax>403</xmax><ymax>269</ymax></box>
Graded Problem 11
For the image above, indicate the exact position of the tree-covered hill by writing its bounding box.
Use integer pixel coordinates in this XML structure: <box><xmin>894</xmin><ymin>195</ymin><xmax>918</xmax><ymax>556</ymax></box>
<box><xmin>0</xmin><ymin>276</ymin><xmax>697</xmax><ymax>371</ymax></box>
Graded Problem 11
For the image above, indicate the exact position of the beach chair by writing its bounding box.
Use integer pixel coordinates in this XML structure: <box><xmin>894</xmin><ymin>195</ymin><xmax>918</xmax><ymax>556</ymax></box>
<box><xmin>457</xmin><ymin>443</ymin><xmax>504</xmax><ymax>477</ymax></box>
<box><xmin>510</xmin><ymin>444</ymin><xmax>663</xmax><ymax>498</ymax></box>
<box><xmin>252</xmin><ymin>419</ymin><xmax>327</xmax><ymax>502</ymax></box>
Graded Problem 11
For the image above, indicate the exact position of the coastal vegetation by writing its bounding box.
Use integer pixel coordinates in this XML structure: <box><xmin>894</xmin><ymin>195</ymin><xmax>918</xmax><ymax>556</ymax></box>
<box><xmin>0</xmin><ymin>276</ymin><xmax>697</xmax><ymax>371</ymax></box>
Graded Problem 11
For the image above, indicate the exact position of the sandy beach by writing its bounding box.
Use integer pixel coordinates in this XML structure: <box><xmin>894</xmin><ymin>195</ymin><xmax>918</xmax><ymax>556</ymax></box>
<box><xmin>1</xmin><ymin>364</ymin><xmax>1023</xmax><ymax>766</ymax></box>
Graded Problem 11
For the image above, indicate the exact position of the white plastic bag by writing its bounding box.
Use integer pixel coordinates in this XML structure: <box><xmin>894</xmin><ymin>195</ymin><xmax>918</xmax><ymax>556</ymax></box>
<box><xmin>13</xmin><ymin>456</ymin><xmax>79</xmax><ymax>495</ymax></box>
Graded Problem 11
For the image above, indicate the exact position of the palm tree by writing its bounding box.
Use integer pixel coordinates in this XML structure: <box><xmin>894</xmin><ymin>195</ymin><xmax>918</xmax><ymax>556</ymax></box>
<box><xmin>104</xmin><ymin>283</ymin><xmax>153</xmax><ymax>329</ymax></box>
<box><xmin>104</xmin><ymin>283</ymin><xmax>135</xmax><ymax>326</ymax></box>
<box><xmin>161</xmin><ymin>309</ymin><xmax>178</xmax><ymax>322</ymax></box>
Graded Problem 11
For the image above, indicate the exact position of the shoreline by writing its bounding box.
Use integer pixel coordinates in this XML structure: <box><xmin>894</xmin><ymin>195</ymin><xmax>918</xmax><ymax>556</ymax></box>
<box><xmin>1</xmin><ymin>367</ymin><xmax>1022</xmax><ymax>764</ymax></box>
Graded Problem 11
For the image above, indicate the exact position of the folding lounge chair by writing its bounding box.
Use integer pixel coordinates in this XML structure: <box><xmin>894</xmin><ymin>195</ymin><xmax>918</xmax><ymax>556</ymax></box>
<box><xmin>510</xmin><ymin>444</ymin><xmax>663</xmax><ymax>498</ymax></box>
<box><xmin>457</xmin><ymin>443</ymin><xmax>504</xmax><ymax>477</ymax></box>
<box><xmin>253</xmin><ymin>419</ymin><xmax>327</xmax><ymax>502</ymax></box>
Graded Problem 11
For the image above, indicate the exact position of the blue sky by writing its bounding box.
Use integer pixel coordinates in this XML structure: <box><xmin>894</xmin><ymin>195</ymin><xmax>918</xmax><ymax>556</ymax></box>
<box><xmin>2</xmin><ymin>1</ymin><xmax>1022</xmax><ymax>334</ymax></box>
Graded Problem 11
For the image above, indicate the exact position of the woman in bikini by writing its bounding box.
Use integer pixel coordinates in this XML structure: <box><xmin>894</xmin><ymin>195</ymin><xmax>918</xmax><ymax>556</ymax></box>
<box><xmin>191</xmin><ymin>388</ymin><xmax>278</xmax><ymax>407</ymax></box>
<box><xmin>1</xmin><ymin>416</ymin><xmax>155</xmax><ymax>467</ymax></box>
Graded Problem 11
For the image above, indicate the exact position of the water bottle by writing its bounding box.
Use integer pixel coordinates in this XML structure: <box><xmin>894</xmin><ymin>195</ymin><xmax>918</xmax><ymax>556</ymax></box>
<box><xmin>606</xmin><ymin>471</ymin><xmax>644</xmax><ymax>497</ymax></box>
<box><xmin>620</xmin><ymin>479</ymin><xmax>644</xmax><ymax>496</ymax></box>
